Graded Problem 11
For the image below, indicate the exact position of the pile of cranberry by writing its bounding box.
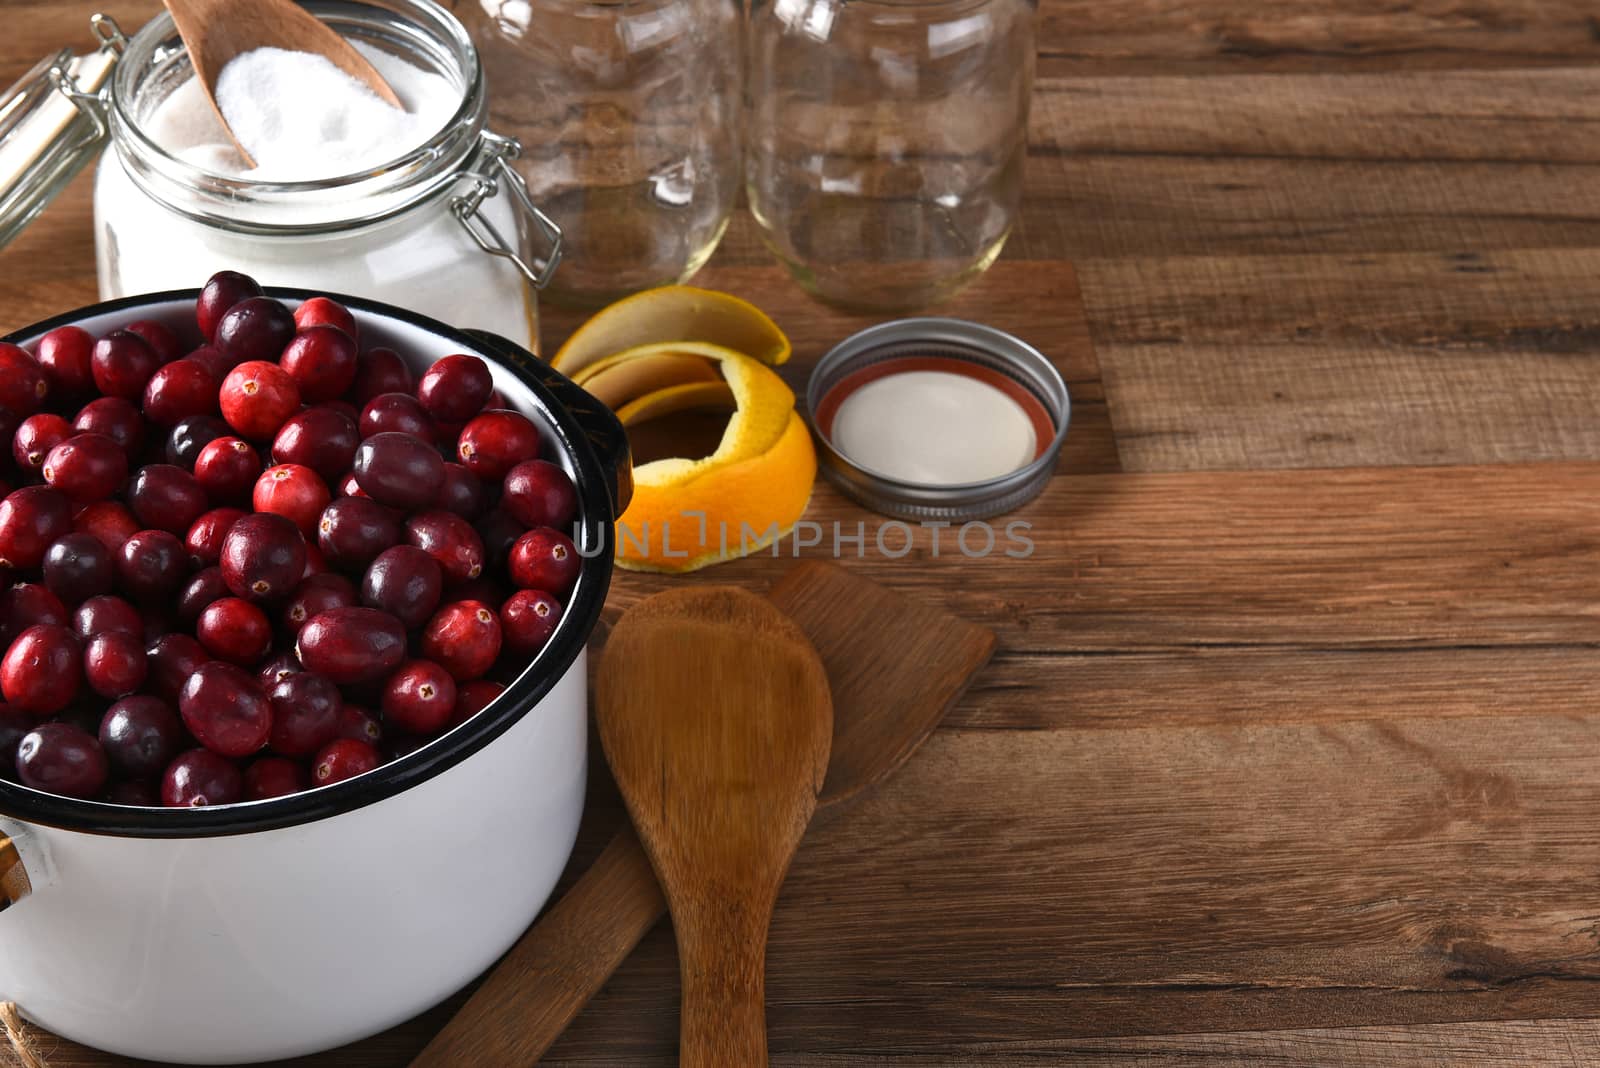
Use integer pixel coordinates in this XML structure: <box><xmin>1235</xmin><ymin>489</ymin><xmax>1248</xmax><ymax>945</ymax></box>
<box><xmin>0</xmin><ymin>271</ymin><xmax>582</xmax><ymax>807</ymax></box>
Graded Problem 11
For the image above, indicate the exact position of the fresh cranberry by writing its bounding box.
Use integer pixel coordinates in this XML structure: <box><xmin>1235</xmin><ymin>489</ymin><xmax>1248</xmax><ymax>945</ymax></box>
<box><xmin>293</xmin><ymin>297</ymin><xmax>358</xmax><ymax>341</ymax></box>
<box><xmin>72</xmin><ymin>594</ymin><xmax>142</xmax><ymax>639</ymax></box>
<box><xmin>215</xmin><ymin>296</ymin><xmax>296</xmax><ymax>365</ymax></box>
<box><xmin>72</xmin><ymin>500</ymin><xmax>140</xmax><ymax>554</ymax></box>
<box><xmin>73</xmin><ymin>396</ymin><xmax>144</xmax><ymax>459</ymax></box>
<box><xmin>435</xmin><ymin>463</ymin><xmax>484</xmax><ymax>520</ymax></box>
<box><xmin>0</xmin><ymin>343</ymin><xmax>48</xmax><ymax>417</ymax></box>
<box><xmin>179</xmin><ymin>661</ymin><xmax>270</xmax><ymax>757</ymax></box>
<box><xmin>146</xmin><ymin>632</ymin><xmax>209</xmax><ymax>702</ymax></box>
<box><xmin>502</xmin><ymin>459</ymin><xmax>578</xmax><ymax>531</ymax></box>
<box><xmin>416</xmin><ymin>354</ymin><xmax>494</xmax><ymax>423</ymax></box>
<box><xmin>13</xmin><ymin>413</ymin><xmax>71</xmax><ymax>476</ymax></box>
<box><xmin>244</xmin><ymin>756</ymin><xmax>307</xmax><ymax>800</ymax></box>
<box><xmin>252</xmin><ymin>464</ymin><xmax>330</xmax><ymax>536</ymax></box>
<box><xmin>311</xmin><ymin>737</ymin><xmax>381</xmax><ymax>785</ymax></box>
<box><xmin>165</xmin><ymin>414</ymin><xmax>231</xmax><ymax>470</ymax></box>
<box><xmin>16</xmin><ymin>722</ymin><xmax>106</xmax><ymax>797</ymax></box>
<box><xmin>42</xmin><ymin>532</ymin><xmax>114</xmax><ymax>603</ymax></box>
<box><xmin>127</xmin><ymin>464</ymin><xmax>209</xmax><ymax>535</ymax></box>
<box><xmin>316</xmin><ymin>496</ymin><xmax>400</xmax><ymax>571</ymax></box>
<box><xmin>43</xmin><ymin>433</ymin><xmax>128</xmax><ymax>503</ymax></box>
<box><xmin>184</xmin><ymin>507</ymin><xmax>246</xmax><ymax>568</ymax></box>
<box><xmin>220</xmin><ymin>512</ymin><xmax>306</xmax><ymax>602</ymax></box>
<box><xmin>295</xmin><ymin>606</ymin><xmax>406</xmax><ymax>685</ymax></box>
<box><xmin>257</xmin><ymin>651</ymin><xmax>302</xmax><ymax>688</ymax></box>
<box><xmin>338</xmin><ymin>471</ymin><xmax>365</xmax><ymax>498</ymax></box>
<box><xmin>2</xmin><ymin>624</ymin><xmax>81</xmax><ymax>714</ymax></box>
<box><xmin>172</xmin><ymin>568</ymin><xmax>225</xmax><ymax>628</ymax></box>
<box><xmin>0</xmin><ymin>583</ymin><xmax>67</xmax><ymax>644</ymax></box>
<box><xmin>335</xmin><ymin>702</ymin><xmax>382</xmax><ymax>744</ymax></box>
<box><xmin>161</xmin><ymin>748</ymin><xmax>243</xmax><ymax>806</ymax></box>
<box><xmin>450</xmin><ymin>679</ymin><xmax>505</xmax><ymax>729</ymax></box>
<box><xmin>281</xmin><ymin>326</ymin><xmax>359</xmax><ymax>403</ymax></box>
<box><xmin>282</xmin><ymin>573</ymin><xmax>356</xmax><ymax>639</ymax></box>
<box><xmin>404</xmin><ymin>511</ymin><xmax>484</xmax><ymax>584</ymax></box>
<box><xmin>361</xmin><ymin>545</ymin><xmax>442</xmax><ymax>629</ymax></box>
<box><xmin>196</xmin><ymin>597</ymin><xmax>272</xmax><ymax>665</ymax></box>
<box><xmin>183</xmin><ymin>346</ymin><xmax>231</xmax><ymax>381</ymax></box>
<box><xmin>271</xmin><ymin>407</ymin><xmax>358</xmax><ymax>483</ymax></box>
<box><xmin>508</xmin><ymin>527</ymin><xmax>580</xmax><ymax>595</ymax></box>
<box><xmin>267</xmin><ymin>671</ymin><xmax>342</xmax><ymax>757</ymax></box>
<box><xmin>105</xmin><ymin>779</ymin><xmax>160</xmax><ymax>806</ymax></box>
<box><xmin>359</xmin><ymin>392</ymin><xmax>434</xmax><ymax>441</ymax></box>
<box><xmin>352</xmin><ymin>432</ymin><xmax>442</xmax><ymax>510</ymax></box>
<box><xmin>457</xmin><ymin>410</ymin><xmax>542</xmax><ymax>480</ymax></box>
<box><xmin>380</xmin><ymin>659</ymin><xmax>456</xmax><ymax>734</ymax></box>
<box><xmin>123</xmin><ymin>319</ymin><xmax>183</xmax><ymax>363</ymax></box>
<box><xmin>116</xmin><ymin>529</ymin><xmax>187</xmax><ymax>601</ymax></box>
<box><xmin>99</xmin><ymin>695</ymin><xmax>183</xmax><ymax>778</ymax></box>
<box><xmin>197</xmin><ymin>271</ymin><xmax>263</xmax><ymax>343</ymax></box>
<box><xmin>84</xmin><ymin>630</ymin><xmax>148</xmax><ymax>699</ymax></box>
<box><xmin>219</xmin><ymin>360</ymin><xmax>300</xmax><ymax>441</ymax></box>
<box><xmin>476</xmin><ymin>509</ymin><xmax>525</xmax><ymax>569</ymax></box>
<box><xmin>142</xmin><ymin>359</ymin><xmax>218</xmax><ymax>427</ymax></box>
<box><xmin>193</xmin><ymin>436</ymin><xmax>261</xmax><ymax>502</ymax></box>
<box><xmin>34</xmin><ymin>326</ymin><xmax>95</xmax><ymax>399</ymax></box>
<box><xmin>350</xmin><ymin>347</ymin><xmax>413</xmax><ymax>404</ymax></box>
<box><xmin>0</xmin><ymin>486</ymin><xmax>73</xmax><ymax>569</ymax></box>
<box><xmin>501</xmin><ymin>589</ymin><xmax>562</xmax><ymax>655</ymax></box>
<box><xmin>90</xmin><ymin>331</ymin><xmax>161</xmax><ymax>401</ymax></box>
<box><xmin>422</xmin><ymin>600</ymin><xmax>501</xmax><ymax>681</ymax></box>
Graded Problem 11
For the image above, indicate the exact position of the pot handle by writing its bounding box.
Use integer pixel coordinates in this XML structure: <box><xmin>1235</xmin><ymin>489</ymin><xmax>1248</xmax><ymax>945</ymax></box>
<box><xmin>464</xmin><ymin>329</ymin><xmax>634</xmax><ymax>518</ymax></box>
<box><xmin>0</xmin><ymin>834</ymin><xmax>29</xmax><ymax>911</ymax></box>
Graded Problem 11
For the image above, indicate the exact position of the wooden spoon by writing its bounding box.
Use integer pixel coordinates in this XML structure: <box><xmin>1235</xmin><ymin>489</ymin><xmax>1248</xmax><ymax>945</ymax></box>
<box><xmin>161</xmin><ymin>0</ymin><xmax>401</xmax><ymax>168</ymax></box>
<box><xmin>596</xmin><ymin>586</ymin><xmax>831</xmax><ymax>1068</ymax></box>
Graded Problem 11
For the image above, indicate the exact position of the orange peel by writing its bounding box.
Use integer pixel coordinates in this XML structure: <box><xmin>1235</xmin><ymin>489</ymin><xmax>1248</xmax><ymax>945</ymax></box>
<box><xmin>551</xmin><ymin>286</ymin><xmax>791</xmax><ymax>380</ymax></box>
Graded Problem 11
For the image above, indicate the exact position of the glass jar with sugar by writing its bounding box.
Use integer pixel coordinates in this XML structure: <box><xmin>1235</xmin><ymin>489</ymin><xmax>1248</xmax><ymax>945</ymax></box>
<box><xmin>0</xmin><ymin>0</ymin><xmax>559</xmax><ymax>351</ymax></box>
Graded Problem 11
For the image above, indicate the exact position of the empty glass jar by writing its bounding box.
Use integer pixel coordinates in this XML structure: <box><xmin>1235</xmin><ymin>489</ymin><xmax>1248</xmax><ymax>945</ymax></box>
<box><xmin>746</xmin><ymin>0</ymin><xmax>1034</xmax><ymax>311</ymax></box>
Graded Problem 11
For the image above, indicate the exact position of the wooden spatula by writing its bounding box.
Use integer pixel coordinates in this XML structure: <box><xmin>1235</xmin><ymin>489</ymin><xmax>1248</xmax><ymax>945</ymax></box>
<box><xmin>161</xmin><ymin>0</ymin><xmax>401</xmax><ymax>167</ymax></box>
<box><xmin>411</xmin><ymin>561</ymin><xmax>996</xmax><ymax>1067</ymax></box>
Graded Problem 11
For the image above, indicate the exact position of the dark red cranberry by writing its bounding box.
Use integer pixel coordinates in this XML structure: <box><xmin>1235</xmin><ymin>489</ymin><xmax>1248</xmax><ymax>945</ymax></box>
<box><xmin>220</xmin><ymin>360</ymin><xmax>300</xmax><ymax>441</ymax></box>
<box><xmin>176</xmin><ymin>566</ymin><xmax>229</xmax><ymax>625</ymax></box>
<box><xmin>116</xmin><ymin>529</ymin><xmax>187</xmax><ymax>601</ymax></box>
<box><xmin>84</xmin><ymin>629</ymin><xmax>149</xmax><ymax>698</ymax></box>
<box><xmin>43</xmin><ymin>433</ymin><xmax>129</xmax><ymax>503</ymax></box>
<box><xmin>34</xmin><ymin>325</ymin><xmax>95</xmax><ymax>399</ymax></box>
<box><xmin>252</xmin><ymin>464</ymin><xmax>330</xmax><ymax>536</ymax></box>
<box><xmin>183</xmin><ymin>346</ymin><xmax>230</xmax><ymax>381</ymax></box>
<box><xmin>184</xmin><ymin>507</ymin><xmax>246</xmax><ymax>568</ymax></box>
<box><xmin>316</xmin><ymin>496</ymin><xmax>400</xmax><ymax>571</ymax></box>
<box><xmin>73</xmin><ymin>594</ymin><xmax>142</xmax><ymax>639</ymax></box>
<box><xmin>72</xmin><ymin>500</ymin><xmax>140</xmax><ymax>554</ymax></box>
<box><xmin>127</xmin><ymin>464</ymin><xmax>209</xmax><ymax>535</ymax></box>
<box><xmin>105</xmin><ymin>779</ymin><xmax>160</xmax><ymax>805</ymax></box>
<box><xmin>502</xmin><ymin>459</ymin><xmax>578</xmax><ymax>531</ymax></box>
<box><xmin>244</xmin><ymin>756</ymin><xmax>307</xmax><ymax>800</ymax></box>
<box><xmin>352</xmin><ymin>432</ymin><xmax>442</xmax><ymax>510</ymax></box>
<box><xmin>381</xmin><ymin>659</ymin><xmax>456</xmax><ymax>734</ymax></box>
<box><xmin>0</xmin><ymin>343</ymin><xmax>48</xmax><ymax>416</ymax></box>
<box><xmin>13</xmin><ymin>413</ymin><xmax>72</xmax><ymax>476</ymax></box>
<box><xmin>272</xmin><ymin>407</ymin><xmax>359</xmax><ymax>482</ymax></box>
<box><xmin>146</xmin><ymin>632</ymin><xmax>209</xmax><ymax>702</ymax></box>
<box><xmin>359</xmin><ymin>392</ymin><xmax>434</xmax><ymax>441</ymax></box>
<box><xmin>281</xmin><ymin>326</ymin><xmax>359</xmax><ymax>403</ymax></box>
<box><xmin>1</xmin><ymin>624</ymin><xmax>81</xmax><ymax>714</ymax></box>
<box><xmin>42</xmin><ymin>532</ymin><xmax>114</xmax><ymax>603</ymax></box>
<box><xmin>162</xmin><ymin>748</ymin><xmax>243</xmax><ymax>806</ymax></box>
<box><xmin>267</xmin><ymin>671</ymin><xmax>342</xmax><ymax>757</ymax></box>
<box><xmin>90</xmin><ymin>330</ymin><xmax>161</xmax><ymax>401</ymax></box>
<box><xmin>457</xmin><ymin>410</ymin><xmax>542</xmax><ymax>480</ymax></box>
<box><xmin>165</xmin><ymin>414</ymin><xmax>231</xmax><ymax>470</ymax></box>
<box><xmin>335</xmin><ymin>703</ymin><xmax>382</xmax><ymax>745</ymax></box>
<box><xmin>311</xmin><ymin>737</ymin><xmax>381</xmax><ymax>786</ymax></box>
<box><xmin>101</xmin><ymin>696</ymin><xmax>182</xmax><ymax>779</ymax></box>
<box><xmin>293</xmin><ymin>297</ymin><xmax>358</xmax><ymax>341</ymax></box>
<box><xmin>192</xmin><ymin>436</ymin><xmax>261</xmax><ymax>502</ymax></box>
<box><xmin>0</xmin><ymin>486</ymin><xmax>73</xmax><ymax>569</ymax></box>
<box><xmin>215</xmin><ymin>296</ymin><xmax>296</xmax><ymax>365</ymax></box>
<box><xmin>361</xmin><ymin>545</ymin><xmax>442</xmax><ymax>629</ymax></box>
<box><xmin>421</xmin><ymin>600</ymin><xmax>501</xmax><ymax>681</ymax></box>
<box><xmin>450</xmin><ymin>679</ymin><xmax>505</xmax><ymax>729</ymax></box>
<box><xmin>476</xmin><ymin>509</ymin><xmax>525</xmax><ymax>569</ymax></box>
<box><xmin>282</xmin><ymin>572</ymin><xmax>356</xmax><ymax>639</ymax></box>
<box><xmin>350</xmin><ymin>347</ymin><xmax>413</xmax><ymax>404</ymax></box>
<box><xmin>179</xmin><ymin>661</ymin><xmax>270</xmax><ymax>757</ymax></box>
<box><xmin>508</xmin><ymin>527</ymin><xmax>580</xmax><ymax>595</ymax></box>
<box><xmin>123</xmin><ymin>319</ymin><xmax>183</xmax><ymax>363</ymax></box>
<box><xmin>1</xmin><ymin>583</ymin><xmax>68</xmax><ymax>643</ymax></box>
<box><xmin>416</xmin><ymin>354</ymin><xmax>494</xmax><ymax>423</ymax></box>
<box><xmin>142</xmin><ymin>359</ymin><xmax>218</xmax><ymax>427</ymax></box>
<box><xmin>16</xmin><ymin>721</ymin><xmax>106</xmax><ymax>797</ymax></box>
<box><xmin>72</xmin><ymin>397</ymin><xmax>144</xmax><ymax>459</ymax></box>
<box><xmin>436</xmin><ymin>462</ymin><xmax>484</xmax><ymax>520</ymax></box>
<box><xmin>501</xmin><ymin>589</ymin><xmax>562</xmax><ymax>655</ymax></box>
<box><xmin>257</xmin><ymin>650</ymin><xmax>302</xmax><ymax>688</ymax></box>
<box><xmin>338</xmin><ymin>471</ymin><xmax>365</xmax><ymax>498</ymax></box>
<box><xmin>404</xmin><ymin>511</ymin><xmax>484</xmax><ymax>584</ymax></box>
<box><xmin>220</xmin><ymin>512</ymin><xmax>306</xmax><ymax>602</ymax></box>
<box><xmin>197</xmin><ymin>270</ymin><xmax>263</xmax><ymax>343</ymax></box>
<box><xmin>295</xmin><ymin>606</ymin><xmax>406</xmax><ymax>685</ymax></box>
<box><xmin>196</xmin><ymin>597</ymin><xmax>272</xmax><ymax>665</ymax></box>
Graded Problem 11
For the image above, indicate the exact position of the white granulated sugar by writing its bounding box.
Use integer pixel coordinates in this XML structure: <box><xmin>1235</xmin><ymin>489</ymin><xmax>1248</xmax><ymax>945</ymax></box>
<box><xmin>144</xmin><ymin>43</ymin><xmax>458</xmax><ymax>181</ymax></box>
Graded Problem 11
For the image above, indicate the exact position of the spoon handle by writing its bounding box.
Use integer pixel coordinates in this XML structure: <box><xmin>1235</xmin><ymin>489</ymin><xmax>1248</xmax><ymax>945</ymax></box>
<box><xmin>677</xmin><ymin>900</ymin><xmax>778</xmax><ymax>1068</ymax></box>
<box><xmin>408</xmin><ymin>829</ymin><xmax>665</xmax><ymax>1067</ymax></box>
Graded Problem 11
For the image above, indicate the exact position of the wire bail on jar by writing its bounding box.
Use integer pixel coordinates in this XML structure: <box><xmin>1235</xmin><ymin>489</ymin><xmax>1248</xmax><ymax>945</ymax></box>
<box><xmin>452</xmin><ymin>131</ymin><xmax>564</xmax><ymax>290</ymax></box>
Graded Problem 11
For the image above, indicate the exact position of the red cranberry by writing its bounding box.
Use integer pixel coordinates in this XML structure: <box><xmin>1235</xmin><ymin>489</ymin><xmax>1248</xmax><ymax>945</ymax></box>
<box><xmin>267</xmin><ymin>671</ymin><xmax>342</xmax><ymax>757</ymax></box>
<box><xmin>257</xmin><ymin>651</ymin><xmax>302</xmax><ymax>688</ymax></box>
<box><xmin>316</xmin><ymin>496</ymin><xmax>400</xmax><ymax>571</ymax></box>
<box><xmin>281</xmin><ymin>326</ymin><xmax>359</xmax><ymax>403</ymax></box>
<box><xmin>34</xmin><ymin>325</ymin><xmax>95</xmax><ymax>399</ymax></box>
<box><xmin>457</xmin><ymin>410</ymin><xmax>542</xmax><ymax>480</ymax></box>
<box><xmin>127</xmin><ymin>464</ymin><xmax>209</xmax><ymax>535</ymax></box>
<box><xmin>165</xmin><ymin>414</ymin><xmax>231</xmax><ymax>470</ymax></box>
<box><xmin>0</xmin><ymin>583</ymin><xmax>67</xmax><ymax>646</ymax></box>
<box><xmin>436</xmin><ymin>463</ymin><xmax>484</xmax><ymax>520</ymax></box>
<box><xmin>43</xmin><ymin>433</ymin><xmax>129</xmax><ymax>503</ymax></box>
<box><xmin>422</xmin><ymin>601</ymin><xmax>501</xmax><ymax>682</ymax></box>
<box><xmin>416</xmin><ymin>354</ymin><xmax>494</xmax><ymax>423</ymax></box>
<box><xmin>220</xmin><ymin>512</ymin><xmax>306</xmax><ymax>602</ymax></box>
<box><xmin>381</xmin><ymin>659</ymin><xmax>456</xmax><ymax>734</ymax></box>
<box><xmin>0</xmin><ymin>486</ymin><xmax>73</xmax><ymax>569</ymax></box>
<box><xmin>146</xmin><ymin>632</ymin><xmax>209</xmax><ymax>702</ymax></box>
<box><xmin>404</xmin><ymin>511</ymin><xmax>484</xmax><ymax>584</ymax></box>
<box><xmin>73</xmin><ymin>594</ymin><xmax>142</xmax><ymax>639</ymax></box>
<box><xmin>193</xmin><ymin>436</ymin><xmax>261</xmax><ymax>502</ymax></box>
<box><xmin>184</xmin><ymin>346</ymin><xmax>231</xmax><ymax>381</ymax></box>
<box><xmin>350</xmin><ymin>347</ymin><xmax>413</xmax><ymax>404</ymax></box>
<box><xmin>352</xmin><ymin>432</ymin><xmax>442</xmax><ymax>510</ymax></box>
<box><xmin>293</xmin><ymin>297</ymin><xmax>358</xmax><ymax>341</ymax></box>
<box><xmin>116</xmin><ymin>529</ymin><xmax>187</xmax><ymax>601</ymax></box>
<box><xmin>196</xmin><ymin>597</ymin><xmax>272</xmax><ymax>665</ymax></box>
<box><xmin>102</xmin><ymin>695</ymin><xmax>181</xmax><ymax>779</ymax></box>
<box><xmin>177</xmin><ymin>566</ymin><xmax>229</xmax><ymax>625</ymax></box>
<box><xmin>336</xmin><ymin>702</ymin><xmax>383</xmax><ymax>744</ymax></box>
<box><xmin>184</xmin><ymin>507</ymin><xmax>246</xmax><ymax>568</ymax></box>
<box><xmin>501</xmin><ymin>589</ymin><xmax>562</xmax><ymax>655</ymax></box>
<box><xmin>16</xmin><ymin>722</ymin><xmax>106</xmax><ymax>798</ymax></box>
<box><xmin>84</xmin><ymin>630</ymin><xmax>148</xmax><ymax>698</ymax></box>
<box><xmin>282</xmin><ymin>572</ymin><xmax>357</xmax><ymax>638</ymax></box>
<box><xmin>13</xmin><ymin>413</ymin><xmax>72</xmax><ymax>476</ymax></box>
<box><xmin>42</xmin><ymin>532</ymin><xmax>114</xmax><ymax>603</ymax></box>
<box><xmin>220</xmin><ymin>360</ymin><xmax>300</xmax><ymax>441</ymax></box>
<box><xmin>508</xmin><ymin>527</ymin><xmax>580</xmax><ymax>596</ymax></box>
<box><xmin>142</xmin><ymin>358</ymin><xmax>218</xmax><ymax>427</ymax></box>
<box><xmin>361</xmin><ymin>545</ymin><xmax>442</xmax><ymax>629</ymax></box>
<box><xmin>123</xmin><ymin>319</ymin><xmax>183</xmax><ymax>363</ymax></box>
<box><xmin>179</xmin><ymin>661</ymin><xmax>270</xmax><ymax>758</ymax></box>
<box><xmin>338</xmin><ymin>472</ymin><xmax>365</xmax><ymax>498</ymax></box>
<box><xmin>2</xmin><ymin>624</ymin><xmax>81</xmax><ymax>714</ymax></box>
<box><xmin>0</xmin><ymin>343</ymin><xmax>48</xmax><ymax>416</ymax></box>
<box><xmin>197</xmin><ymin>270</ymin><xmax>263</xmax><ymax>343</ymax></box>
<box><xmin>252</xmin><ymin>464</ymin><xmax>330</xmax><ymax>536</ymax></box>
<box><xmin>72</xmin><ymin>500</ymin><xmax>140</xmax><ymax>554</ymax></box>
<box><xmin>295</xmin><ymin>606</ymin><xmax>406</xmax><ymax>685</ymax></box>
<box><xmin>359</xmin><ymin>392</ymin><xmax>435</xmax><ymax>441</ymax></box>
<box><xmin>105</xmin><ymin>779</ymin><xmax>160</xmax><ymax>805</ymax></box>
<box><xmin>311</xmin><ymin>737</ymin><xmax>380</xmax><ymax>785</ymax></box>
<box><xmin>502</xmin><ymin>459</ymin><xmax>578</xmax><ymax>531</ymax></box>
<box><xmin>90</xmin><ymin>331</ymin><xmax>161</xmax><ymax>401</ymax></box>
<box><xmin>244</xmin><ymin>756</ymin><xmax>307</xmax><ymax>800</ymax></box>
<box><xmin>73</xmin><ymin>397</ymin><xmax>145</xmax><ymax>459</ymax></box>
<box><xmin>215</xmin><ymin>296</ymin><xmax>296</xmax><ymax>365</ymax></box>
<box><xmin>162</xmin><ymin>748</ymin><xmax>243</xmax><ymax>806</ymax></box>
<box><xmin>450</xmin><ymin>679</ymin><xmax>505</xmax><ymax>729</ymax></box>
<box><xmin>476</xmin><ymin>509</ymin><xmax>525</xmax><ymax>569</ymax></box>
<box><xmin>272</xmin><ymin>407</ymin><xmax>359</xmax><ymax>483</ymax></box>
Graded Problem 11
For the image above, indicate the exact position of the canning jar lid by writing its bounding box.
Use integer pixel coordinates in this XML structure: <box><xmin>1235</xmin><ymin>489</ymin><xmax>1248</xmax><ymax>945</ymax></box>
<box><xmin>807</xmin><ymin>318</ymin><xmax>1070</xmax><ymax>521</ymax></box>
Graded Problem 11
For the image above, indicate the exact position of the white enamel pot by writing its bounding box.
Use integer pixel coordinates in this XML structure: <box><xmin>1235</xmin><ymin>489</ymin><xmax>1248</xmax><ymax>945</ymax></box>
<box><xmin>0</xmin><ymin>290</ymin><xmax>630</xmax><ymax>1064</ymax></box>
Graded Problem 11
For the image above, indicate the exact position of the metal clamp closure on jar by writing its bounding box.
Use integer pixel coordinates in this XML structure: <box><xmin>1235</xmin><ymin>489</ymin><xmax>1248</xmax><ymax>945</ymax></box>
<box><xmin>453</xmin><ymin>131</ymin><xmax>564</xmax><ymax>290</ymax></box>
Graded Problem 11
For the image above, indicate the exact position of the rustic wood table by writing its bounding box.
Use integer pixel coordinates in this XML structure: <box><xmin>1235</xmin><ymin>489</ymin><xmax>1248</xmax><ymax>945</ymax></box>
<box><xmin>7</xmin><ymin>1</ymin><xmax>1600</xmax><ymax>1064</ymax></box>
